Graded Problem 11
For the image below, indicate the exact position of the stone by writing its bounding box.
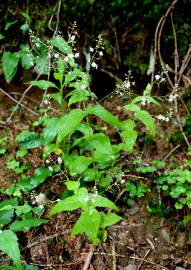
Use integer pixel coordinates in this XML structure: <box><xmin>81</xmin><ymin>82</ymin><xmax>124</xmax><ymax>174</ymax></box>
<box><xmin>175</xmin><ymin>267</ymin><xmax>186</xmax><ymax>270</ymax></box>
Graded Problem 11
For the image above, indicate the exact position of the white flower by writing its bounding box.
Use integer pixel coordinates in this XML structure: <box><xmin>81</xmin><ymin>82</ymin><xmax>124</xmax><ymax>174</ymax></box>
<box><xmin>54</xmin><ymin>53</ymin><xmax>59</xmax><ymax>58</ymax></box>
<box><xmin>155</xmin><ymin>74</ymin><xmax>160</xmax><ymax>81</ymax></box>
<box><xmin>64</xmin><ymin>56</ymin><xmax>69</xmax><ymax>62</ymax></box>
<box><xmin>99</xmin><ymin>51</ymin><xmax>103</xmax><ymax>56</ymax></box>
<box><xmin>157</xmin><ymin>115</ymin><xmax>169</xmax><ymax>122</ymax></box>
<box><xmin>48</xmin><ymin>166</ymin><xmax>53</xmax><ymax>172</ymax></box>
<box><xmin>35</xmin><ymin>193</ymin><xmax>46</xmax><ymax>204</ymax></box>
<box><xmin>169</xmin><ymin>94</ymin><xmax>178</xmax><ymax>102</ymax></box>
<box><xmin>45</xmin><ymin>159</ymin><xmax>50</xmax><ymax>164</ymax></box>
<box><xmin>39</xmin><ymin>205</ymin><xmax>44</xmax><ymax>209</ymax></box>
<box><xmin>81</xmin><ymin>85</ymin><xmax>86</xmax><ymax>90</ymax></box>
<box><xmin>120</xmin><ymin>179</ymin><xmax>125</xmax><ymax>184</ymax></box>
<box><xmin>70</xmin><ymin>35</ymin><xmax>75</xmax><ymax>41</ymax></box>
<box><xmin>57</xmin><ymin>156</ymin><xmax>62</xmax><ymax>165</ymax></box>
<box><xmin>124</xmin><ymin>80</ymin><xmax>131</xmax><ymax>89</ymax></box>
<box><xmin>56</xmin><ymin>198</ymin><xmax>61</xmax><ymax>202</ymax></box>
<box><xmin>141</xmin><ymin>97</ymin><xmax>146</xmax><ymax>106</ymax></box>
<box><xmin>74</xmin><ymin>52</ymin><xmax>79</xmax><ymax>58</ymax></box>
<box><xmin>90</xmin><ymin>47</ymin><xmax>94</xmax><ymax>52</ymax></box>
<box><xmin>91</xmin><ymin>62</ymin><xmax>98</xmax><ymax>69</ymax></box>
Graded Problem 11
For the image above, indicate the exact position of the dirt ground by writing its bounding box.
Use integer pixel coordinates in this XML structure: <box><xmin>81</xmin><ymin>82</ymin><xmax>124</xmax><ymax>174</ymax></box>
<box><xmin>1</xmin><ymin>77</ymin><xmax>191</xmax><ymax>270</ymax></box>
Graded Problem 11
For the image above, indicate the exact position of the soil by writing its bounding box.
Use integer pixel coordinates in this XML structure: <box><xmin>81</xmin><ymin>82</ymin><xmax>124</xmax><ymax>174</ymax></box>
<box><xmin>1</xmin><ymin>77</ymin><xmax>191</xmax><ymax>270</ymax></box>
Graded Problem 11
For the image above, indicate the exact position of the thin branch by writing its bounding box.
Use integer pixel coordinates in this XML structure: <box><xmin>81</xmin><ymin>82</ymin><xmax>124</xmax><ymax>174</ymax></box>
<box><xmin>83</xmin><ymin>244</ymin><xmax>95</xmax><ymax>270</ymax></box>
<box><xmin>0</xmin><ymin>87</ymin><xmax>38</xmax><ymax>116</ymax></box>
<box><xmin>170</xmin><ymin>12</ymin><xmax>179</xmax><ymax>84</ymax></box>
<box><xmin>6</xmin><ymin>73</ymin><xmax>41</xmax><ymax>123</ymax></box>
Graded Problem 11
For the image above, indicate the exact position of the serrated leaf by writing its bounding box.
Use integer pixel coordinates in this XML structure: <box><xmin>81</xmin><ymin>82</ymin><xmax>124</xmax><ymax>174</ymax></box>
<box><xmin>51</xmin><ymin>36</ymin><xmax>72</xmax><ymax>55</ymax></box>
<box><xmin>0</xmin><ymin>230</ymin><xmax>21</xmax><ymax>265</ymax></box>
<box><xmin>30</xmin><ymin>80</ymin><xmax>57</xmax><ymax>90</ymax></box>
<box><xmin>71</xmin><ymin>209</ymin><xmax>101</xmax><ymax>243</ymax></box>
<box><xmin>34</xmin><ymin>51</ymin><xmax>49</xmax><ymax>75</ymax></box>
<box><xmin>10</xmin><ymin>218</ymin><xmax>48</xmax><ymax>232</ymax></box>
<box><xmin>68</xmin><ymin>90</ymin><xmax>92</xmax><ymax>106</ymax></box>
<box><xmin>101</xmin><ymin>212</ymin><xmax>122</xmax><ymax>228</ymax></box>
<box><xmin>2</xmin><ymin>52</ymin><xmax>20</xmax><ymax>83</ymax></box>
<box><xmin>134</xmin><ymin>110</ymin><xmax>156</xmax><ymax>136</ymax></box>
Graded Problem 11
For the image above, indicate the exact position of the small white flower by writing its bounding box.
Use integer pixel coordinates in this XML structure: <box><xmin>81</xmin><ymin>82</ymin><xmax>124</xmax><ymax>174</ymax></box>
<box><xmin>81</xmin><ymin>85</ymin><xmax>86</xmax><ymax>90</ymax></box>
<box><xmin>74</xmin><ymin>52</ymin><xmax>79</xmax><ymax>58</ymax></box>
<box><xmin>141</xmin><ymin>97</ymin><xmax>146</xmax><ymax>106</ymax></box>
<box><xmin>45</xmin><ymin>159</ymin><xmax>50</xmax><ymax>164</ymax></box>
<box><xmin>35</xmin><ymin>193</ymin><xmax>46</xmax><ymax>204</ymax></box>
<box><xmin>39</xmin><ymin>205</ymin><xmax>44</xmax><ymax>209</ymax></box>
<box><xmin>56</xmin><ymin>198</ymin><xmax>61</xmax><ymax>202</ymax></box>
<box><xmin>90</xmin><ymin>47</ymin><xmax>94</xmax><ymax>52</ymax></box>
<box><xmin>48</xmin><ymin>166</ymin><xmax>53</xmax><ymax>172</ymax></box>
<box><xmin>44</xmin><ymin>99</ymin><xmax>49</xmax><ymax>105</ymax></box>
<box><xmin>124</xmin><ymin>80</ymin><xmax>131</xmax><ymax>89</ymax></box>
<box><xmin>64</xmin><ymin>56</ymin><xmax>69</xmax><ymax>62</ymax></box>
<box><xmin>120</xmin><ymin>179</ymin><xmax>125</xmax><ymax>184</ymax></box>
<box><xmin>155</xmin><ymin>74</ymin><xmax>160</xmax><ymax>81</ymax></box>
<box><xmin>99</xmin><ymin>51</ymin><xmax>103</xmax><ymax>56</ymax></box>
<box><xmin>91</xmin><ymin>62</ymin><xmax>98</xmax><ymax>69</ymax></box>
<box><xmin>168</xmin><ymin>94</ymin><xmax>178</xmax><ymax>102</ymax></box>
<box><xmin>57</xmin><ymin>156</ymin><xmax>62</xmax><ymax>165</ymax></box>
<box><xmin>54</xmin><ymin>53</ymin><xmax>59</xmax><ymax>58</ymax></box>
<box><xmin>70</xmin><ymin>35</ymin><xmax>75</xmax><ymax>41</ymax></box>
<box><xmin>157</xmin><ymin>115</ymin><xmax>169</xmax><ymax>122</ymax></box>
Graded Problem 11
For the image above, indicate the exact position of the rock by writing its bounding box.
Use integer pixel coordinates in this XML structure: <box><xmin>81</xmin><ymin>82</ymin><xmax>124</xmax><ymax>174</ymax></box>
<box><xmin>124</xmin><ymin>264</ymin><xmax>137</xmax><ymax>270</ymax></box>
<box><xmin>129</xmin><ymin>206</ymin><xmax>139</xmax><ymax>215</ymax></box>
<box><xmin>177</xmin><ymin>232</ymin><xmax>186</xmax><ymax>248</ymax></box>
<box><xmin>175</xmin><ymin>267</ymin><xmax>186</xmax><ymax>270</ymax></box>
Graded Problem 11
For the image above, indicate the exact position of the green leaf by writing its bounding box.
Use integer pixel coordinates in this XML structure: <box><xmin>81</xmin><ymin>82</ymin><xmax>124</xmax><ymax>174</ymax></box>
<box><xmin>5</xmin><ymin>20</ymin><xmax>17</xmax><ymax>30</ymax></box>
<box><xmin>86</xmin><ymin>104</ymin><xmax>122</xmax><ymax>129</ymax></box>
<box><xmin>30</xmin><ymin>80</ymin><xmax>57</xmax><ymax>90</ymax></box>
<box><xmin>101</xmin><ymin>212</ymin><xmax>122</xmax><ymax>228</ymax></box>
<box><xmin>121</xmin><ymin>129</ymin><xmax>138</xmax><ymax>152</ymax></box>
<box><xmin>49</xmin><ymin>195</ymin><xmax>80</xmax><ymax>215</ymax></box>
<box><xmin>0</xmin><ymin>230</ymin><xmax>21</xmax><ymax>265</ymax></box>
<box><xmin>92</xmin><ymin>195</ymin><xmax>118</xmax><ymax>210</ymax></box>
<box><xmin>16</xmin><ymin>130</ymin><xmax>42</xmax><ymax>149</ymax></box>
<box><xmin>57</xmin><ymin>109</ymin><xmax>87</xmax><ymax>143</ymax></box>
<box><xmin>66</xmin><ymin>156</ymin><xmax>93</xmax><ymax>176</ymax></box>
<box><xmin>65</xmin><ymin>181</ymin><xmax>80</xmax><ymax>191</ymax></box>
<box><xmin>20</xmin><ymin>45</ymin><xmax>34</xmax><ymax>69</ymax></box>
<box><xmin>68</xmin><ymin>90</ymin><xmax>92</xmax><ymax>106</ymax></box>
<box><xmin>50</xmin><ymin>93</ymin><xmax>63</xmax><ymax>105</ymax></box>
<box><xmin>57</xmin><ymin>58</ymin><xmax>65</xmax><ymax>77</ymax></box>
<box><xmin>44</xmin><ymin>109</ymin><xmax>86</xmax><ymax>143</ymax></box>
<box><xmin>0</xmin><ymin>199</ymin><xmax>18</xmax><ymax>225</ymax></box>
<box><xmin>10</xmin><ymin>218</ymin><xmax>48</xmax><ymax>232</ymax></box>
<box><xmin>134</xmin><ymin>110</ymin><xmax>156</xmax><ymax>136</ymax></box>
<box><xmin>2</xmin><ymin>52</ymin><xmax>20</xmax><ymax>83</ymax></box>
<box><xmin>84</xmin><ymin>133</ymin><xmax>115</xmax><ymax>163</ymax></box>
<box><xmin>71</xmin><ymin>209</ymin><xmax>101</xmax><ymax>243</ymax></box>
<box><xmin>51</xmin><ymin>36</ymin><xmax>72</xmax><ymax>55</ymax></box>
<box><xmin>34</xmin><ymin>51</ymin><xmax>49</xmax><ymax>75</ymax></box>
<box><xmin>17</xmin><ymin>167</ymin><xmax>52</xmax><ymax>191</ymax></box>
<box><xmin>123</xmin><ymin>103</ymin><xmax>140</xmax><ymax>112</ymax></box>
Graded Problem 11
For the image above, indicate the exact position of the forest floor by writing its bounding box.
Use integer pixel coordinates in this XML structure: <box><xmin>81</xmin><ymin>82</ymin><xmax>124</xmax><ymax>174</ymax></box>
<box><xmin>1</xmin><ymin>77</ymin><xmax>191</xmax><ymax>270</ymax></box>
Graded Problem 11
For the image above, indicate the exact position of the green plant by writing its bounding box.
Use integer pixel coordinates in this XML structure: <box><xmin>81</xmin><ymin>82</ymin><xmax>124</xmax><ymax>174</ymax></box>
<box><xmin>0</xmin><ymin>34</ymin><xmax>158</xmax><ymax>266</ymax></box>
